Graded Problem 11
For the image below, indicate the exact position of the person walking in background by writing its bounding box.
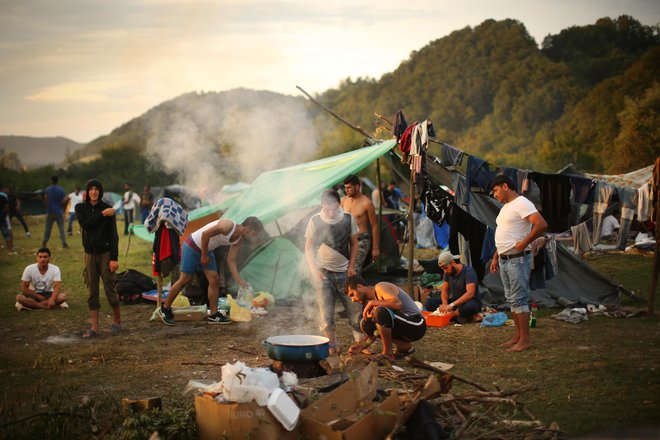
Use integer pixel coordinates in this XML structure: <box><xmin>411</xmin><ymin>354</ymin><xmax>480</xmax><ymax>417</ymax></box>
<box><xmin>43</xmin><ymin>176</ymin><xmax>68</xmax><ymax>248</ymax></box>
<box><xmin>6</xmin><ymin>185</ymin><xmax>30</xmax><ymax>237</ymax></box>
<box><xmin>140</xmin><ymin>185</ymin><xmax>154</xmax><ymax>223</ymax></box>
<box><xmin>67</xmin><ymin>186</ymin><xmax>84</xmax><ymax>236</ymax></box>
<box><xmin>122</xmin><ymin>182</ymin><xmax>140</xmax><ymax>235</ymax></box>
<box><xmin>489</xmin><ymin>175</ymin><xmax>547</xmax><ymax>352</ymax></box>
<box><xmin>76</xmin><ymin>178</ymin><xmax>121</xmax><ymax>338</ymax></box>
<box><xmin>0</xmin><ymin>184</ymin><xmax>14</xmax><ymax>253</ymax></box>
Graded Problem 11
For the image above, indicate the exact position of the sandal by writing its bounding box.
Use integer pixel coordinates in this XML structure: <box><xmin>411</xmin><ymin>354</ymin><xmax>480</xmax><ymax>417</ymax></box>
<box><xmin>394</xmin><ymin>347</ymin><xmax>415</xmax><ymax>359</ymax></box>
<box><xmin>82</xmin><ymin>329</ymin><xmax>100</xmax><ymax>339</ymax></box>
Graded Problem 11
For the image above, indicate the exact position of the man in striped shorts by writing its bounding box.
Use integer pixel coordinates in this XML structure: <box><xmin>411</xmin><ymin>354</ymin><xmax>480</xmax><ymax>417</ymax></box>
<box><xmin>345</xmin><ymin>276</ymin><xmax>426</xmax><ymax>361</ymax></box>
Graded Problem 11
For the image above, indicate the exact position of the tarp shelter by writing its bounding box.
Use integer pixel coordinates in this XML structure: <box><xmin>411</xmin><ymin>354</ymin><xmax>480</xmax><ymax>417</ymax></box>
<box><xmin>16</xmin><ymin>190</ymin><xmax>45</xmax><ymax>215</ymax></box>
<box><xmin>386</xmin><ymin>147</ymin><xmax>634</xmax><ymax>309</ymax></box>
<box><xmin>130</xmin><ymin>139</ymin><xmax>400</xmax><ymax>299</ymax></box>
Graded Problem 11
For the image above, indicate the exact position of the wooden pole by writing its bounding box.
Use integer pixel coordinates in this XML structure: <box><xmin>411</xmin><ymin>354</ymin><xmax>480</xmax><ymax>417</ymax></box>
<box><xmin>376</xmin><ymin>159</ymin><xmax>383</xmax><ymax>273</ymax></box>
<box><xmin>407</xmin><ymin>169</ymin><xmax>416</xmax><ymax>299</ymax></box>
<box><xmin>296</xmin><ymin>86</ymin><xmax>375</xmax><ymax>141</ymax></box>
<box><xmin>648</xmin><ymin>195</ymin><xmax>659</xmax><ymax>316</ymax></box>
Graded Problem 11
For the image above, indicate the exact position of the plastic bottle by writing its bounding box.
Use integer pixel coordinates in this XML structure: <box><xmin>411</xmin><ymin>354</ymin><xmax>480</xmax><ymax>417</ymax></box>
<box><xmin>529</xmin><ymin>303</ymin><xmax>538</xmax><ymax>328</ymax></box>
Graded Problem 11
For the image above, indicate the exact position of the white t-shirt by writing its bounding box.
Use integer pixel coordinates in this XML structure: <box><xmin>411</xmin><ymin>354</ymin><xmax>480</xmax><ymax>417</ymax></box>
<box><xmin>305</xmin><ymin>211</ymin><xmax>359</xmax><ymax>272</ymax></box>
<box><xmin>123</xmin><ymin>191</ymin><xmax>141</xmax><ymax>210</ymax></box>
<box><xmin>68</xmin><ymin>192</ymin><xmax>84</xmax><ymax>213</ymax></box>
<box><xmin>495</xmin><ymin>195</ymin><xmax>538</xmax><ymax>255</ymax></box>
<box><xmin>21</xmin><ymin>263</ymin><xmax>61</xmax><ymax>293</ymax></box>
<box><xmin>601</xmin><ymin>215</ymin><xmax>620</xmax><ymax>237</ymax></box>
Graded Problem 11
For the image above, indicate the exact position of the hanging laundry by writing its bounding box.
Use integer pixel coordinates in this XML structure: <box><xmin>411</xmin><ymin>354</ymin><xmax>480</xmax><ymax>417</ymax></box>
<box><xmin>591</xmin><ymin>182</ymin><xmax>614</xmax><ymax>244</ymax></box>
<box><xmin>152</xmin><ymin>223</ymin><xmax>181</xmax><ymax>277</ymax></box>
<box><xmin>616</xmin><ymin>187</ymin><xmax>639</xmax><ymax>251</ymax></box>
<box><xmin>448</xmin><ymin>205</ymin><xmax>487</xmax><ymax>281</ymax></box>
<box><xmin>571</xmin><ymin>222</ymin><xmax>593</xmax><ymax>255</ymax></box>
<box><xmin>637</xmin><ymin>183</ymin><xmax>651</xmax><ymax>221</ymax></box>
<box><xmin>423</xmin><ymin>180</ymin><xmax>452</xmax><ymax>225</ymax></box>
<box><xmin>530</xmin><ymin>173</ymin><xmax>572</xmax><ymax>233</ymax></box>
<box><xmin>464</xmin><ymin>155</ymin><xmax>498</xmax><ymax>206</ymax></box>
<box><xmin>517</xmin><ymin>169</ymin><xmax>531</xmax><ymax>195</ymax></box>
<box><xmin>530</xmin><ymin>247</ymin><xmax>555</xmax><ymax>290</ymax></box>
<box><xmin>398</xmin><ymin>122</ymin><xmax>418</xmax><ymax>164</ymax></box>
<box><xmin>570</xmin><ymin>176</ymin><xmax>596</xmax><ymax>204</ymax></box>
<box><xmin>441</xmin><ymin>143</ymin><xmax>465</xmax><ymax>167</ymax></box>
<box><xmin>144</xmin><ymin>197</ymin><xmax>188</xmax><ymax>235</ymax></box>
<box><xmin>392</xmin><ymin>110</ymin><xmax>408</xmax><ymax>141</ymax></box>
<box><xmin>480</xmin><ymin>226</ymin><xmax>496</xmax><ymax>265</ymax></box>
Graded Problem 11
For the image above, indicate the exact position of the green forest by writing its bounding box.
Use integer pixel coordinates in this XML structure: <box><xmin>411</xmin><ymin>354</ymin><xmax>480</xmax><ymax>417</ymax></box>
<box><xmin>1</xmin><ymin>15</ymin><xmax>658</xmax><ymax>193</ymax></box>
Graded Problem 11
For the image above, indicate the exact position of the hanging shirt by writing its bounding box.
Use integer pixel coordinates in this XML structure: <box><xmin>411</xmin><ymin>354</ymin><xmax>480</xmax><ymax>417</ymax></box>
<box><xmin>530</xmin><ymin>173</ymin><xmax>572</xmax><ymax>233</ymax></box>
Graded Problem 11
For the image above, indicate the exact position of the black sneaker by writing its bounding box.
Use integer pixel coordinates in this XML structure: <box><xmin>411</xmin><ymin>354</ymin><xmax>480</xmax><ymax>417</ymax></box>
<box><xmin>158</xmin><ymin>306</ymin><xmax>175</xmax><ymax>326</ymax></box>
<box><xmin>207</xmin><ymin>311</ymin><xmax>231</xmax><ymax>325</ymax></box>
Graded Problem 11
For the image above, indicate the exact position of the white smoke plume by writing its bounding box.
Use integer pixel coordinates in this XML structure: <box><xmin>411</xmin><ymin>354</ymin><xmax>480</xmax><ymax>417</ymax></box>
<box><xmin>144</xmin><ymin>88</ymin><xmax>319</xmax><ymax>204</ymax></box>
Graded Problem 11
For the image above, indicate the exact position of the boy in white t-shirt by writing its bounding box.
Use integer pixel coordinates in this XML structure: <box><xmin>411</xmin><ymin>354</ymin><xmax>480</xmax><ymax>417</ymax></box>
<box><xmin>17</xmin><ymin>247</ymin><xmax>68</xmax><ymax>310</ymax></box>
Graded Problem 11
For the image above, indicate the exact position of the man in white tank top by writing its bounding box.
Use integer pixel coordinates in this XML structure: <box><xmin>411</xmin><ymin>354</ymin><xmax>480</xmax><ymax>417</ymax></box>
<box><xmin>490</xmin><ymin>175</ymin><xmax>547</xmax><ymax>352</ymax></box>
<box><xmin>157</xmin><ymin>217</ymin><xmax>262</xmax><ymax>325</ymax></box>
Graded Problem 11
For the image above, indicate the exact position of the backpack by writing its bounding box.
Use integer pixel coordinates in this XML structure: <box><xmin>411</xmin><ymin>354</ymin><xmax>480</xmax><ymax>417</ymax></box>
<box><xmin>115</xmin><ymin>269</ymin><xmax>157</xmax><ymax>304</ymax></box>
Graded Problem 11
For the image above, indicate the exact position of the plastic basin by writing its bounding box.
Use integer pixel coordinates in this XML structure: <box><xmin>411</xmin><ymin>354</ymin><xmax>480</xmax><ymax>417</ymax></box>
<box><xmin>422</xmin><ymin>311</ymin><xmax>452</xmax><ymax>327</ymax></box>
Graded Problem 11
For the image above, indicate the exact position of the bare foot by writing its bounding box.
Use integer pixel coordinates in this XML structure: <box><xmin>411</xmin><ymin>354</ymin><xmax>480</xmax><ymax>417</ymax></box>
<box><xmin>499</xmin><ymin>337</ymin><xmax>518</xmax><ymax>347</ymax></box>
<box><xmin>507</xmin><ymin>342</ymin><xmax>531</xmax><ymax>352</ymax></box>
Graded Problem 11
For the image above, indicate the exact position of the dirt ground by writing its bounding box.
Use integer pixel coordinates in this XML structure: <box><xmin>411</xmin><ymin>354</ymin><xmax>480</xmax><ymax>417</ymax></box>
<box><xmin>1</xmin><ymin>299</ymin><xmax>658</xmax><ymax>438</ymax></box>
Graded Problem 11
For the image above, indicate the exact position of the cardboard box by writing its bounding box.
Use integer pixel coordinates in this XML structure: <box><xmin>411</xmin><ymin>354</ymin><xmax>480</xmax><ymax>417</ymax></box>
<box><xmin>195</xmin><ymin>394</ymin><xmax>300</xmax><ymax>440</ymax></box>
<box><xmin>299</xmin><ymin>363</ymin><xmax>400</xmax><ymax>440</ymax></box>
<box><xmin>172</xmin><ymin>305</ymin><xmax>207</xmax><ymax>321</ymax></box>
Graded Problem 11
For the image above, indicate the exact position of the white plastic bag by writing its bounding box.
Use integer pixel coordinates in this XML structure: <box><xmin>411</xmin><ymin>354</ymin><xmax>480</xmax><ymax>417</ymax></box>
<box><xmin>220</xmin><ymin>361</ymin><xmax>280</xmax><ymax>406</ymax></box>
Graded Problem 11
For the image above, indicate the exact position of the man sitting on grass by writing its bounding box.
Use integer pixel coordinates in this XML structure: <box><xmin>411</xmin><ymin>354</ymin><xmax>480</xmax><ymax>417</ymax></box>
<box><xmin>16</xmin><ymin>247</ymin><xmax>68</xmax><ymax>310</ymax></box>
<box><xmin>345</xmin><ymin>276</ymin><xmax>426</xmax><ymax>361</ymax></box>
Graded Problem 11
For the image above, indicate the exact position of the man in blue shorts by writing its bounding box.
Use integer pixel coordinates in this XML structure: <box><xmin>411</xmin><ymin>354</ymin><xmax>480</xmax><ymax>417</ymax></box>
<box><xmin>157</xmin><ymin>217</ymin><xmax>262</xmax><ymax>325</ymax></box>
<box><xmin>425</xmin><ymin>251</ymin><xmax>481</xmax><ymax>322</ymax></box>
<box><xmin>345</xmin><ymin>276</ymin><xmax>426</xmax><ymax>361</ymax></box>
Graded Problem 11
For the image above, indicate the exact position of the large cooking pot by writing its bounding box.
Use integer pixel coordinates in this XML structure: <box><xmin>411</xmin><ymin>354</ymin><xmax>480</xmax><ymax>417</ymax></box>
<box><xmin>263</xmin><ymin>335</ymin><xmax>330</xmax><ymax>362</ymax></box>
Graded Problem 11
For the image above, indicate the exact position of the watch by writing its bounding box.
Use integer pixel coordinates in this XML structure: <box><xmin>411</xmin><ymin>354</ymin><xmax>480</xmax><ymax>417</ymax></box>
<box><xmin>449</xmin><ymin>302</ymin><xmax>455</xmax><ymax>309</ymax></box>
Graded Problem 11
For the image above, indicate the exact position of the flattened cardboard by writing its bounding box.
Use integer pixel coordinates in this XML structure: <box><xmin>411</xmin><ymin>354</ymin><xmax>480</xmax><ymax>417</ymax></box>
<box><xmin>195</xmin><ymin>395</ymin><xmax>299</xmax><ymax>440</ymax></box>
<box><xmin>300</xmin><ymin>363</ymin><xmax>400</xmax><ymax>440</ymax></box>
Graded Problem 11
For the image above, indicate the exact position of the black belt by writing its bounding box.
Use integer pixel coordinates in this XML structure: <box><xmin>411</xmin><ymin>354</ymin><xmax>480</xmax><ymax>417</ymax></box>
<box><xmin>500</xmin><ymin>250</ymin><xmax>531</xmax><ymax>260</ymax></box>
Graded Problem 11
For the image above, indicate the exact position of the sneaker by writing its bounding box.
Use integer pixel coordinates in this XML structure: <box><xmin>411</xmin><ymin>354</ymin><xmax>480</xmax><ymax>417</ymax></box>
<box><xmin>207</xmin><ymin>311</ymin><xmax>231</xmax><ymax>325</ymax></box>
<box><xmin>15</xmin><ymin>302</ymin><xmax>32</xmax><ymax>312</ymax></box>
<box><xmin>59</xmin><ymin>301</ymin><xmax>69</xmax><ymax>309</ymax></box>
<box><xmin>157</xmin><ymin>306</ymin><xmax>175</xmax><ymax>326</ymax></box>
<box><xmin>26</xmin><ymin>232</ymin><xmax>31</xmax><ymax>237</ymax></box>
<box><xmin>62</xmin><ymin>243</ymin><xmax>69</xmax><ymax>249</ymax></box>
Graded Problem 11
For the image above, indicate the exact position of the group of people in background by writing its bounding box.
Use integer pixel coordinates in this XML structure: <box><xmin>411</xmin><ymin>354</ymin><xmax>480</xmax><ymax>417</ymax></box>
<box><xmin>10</xmin><ymin>172</ymin><xmax>550</xmax><ymax>354</ymax></box>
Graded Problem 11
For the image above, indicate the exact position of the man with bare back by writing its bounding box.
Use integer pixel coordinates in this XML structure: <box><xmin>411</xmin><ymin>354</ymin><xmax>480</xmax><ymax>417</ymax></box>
<box><xmin>341</xmin><ymin>175</ymin><xmax>379</xmax><ymax>274</ymax></box>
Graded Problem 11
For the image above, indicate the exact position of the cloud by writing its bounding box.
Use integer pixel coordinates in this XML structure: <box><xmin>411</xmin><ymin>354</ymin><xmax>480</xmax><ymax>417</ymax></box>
<box><xmin>25</xmin><ymin>80</ymin><xmax>123</xmax><ymax>102</ymax></box>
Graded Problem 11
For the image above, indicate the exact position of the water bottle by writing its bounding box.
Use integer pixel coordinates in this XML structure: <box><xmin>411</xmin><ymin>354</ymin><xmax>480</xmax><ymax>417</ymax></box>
<box><xmin>529</xmin><ymin>303</ymin><xmax>538</xmax><ymax>328</ymax></box>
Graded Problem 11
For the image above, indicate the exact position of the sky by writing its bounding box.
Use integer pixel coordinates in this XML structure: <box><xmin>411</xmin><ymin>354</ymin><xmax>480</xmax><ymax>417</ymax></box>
<box><xmin>1</xmin><ymin>0</ymin><xmax>659</xmax><ymax>143</ymax></box>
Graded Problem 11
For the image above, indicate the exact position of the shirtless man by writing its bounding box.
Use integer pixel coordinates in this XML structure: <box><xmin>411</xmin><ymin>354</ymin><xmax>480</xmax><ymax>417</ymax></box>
<box><xmin>341</xmin><ymin>175</ymin><xmax>379</xmax><ymax>274</ymax></box>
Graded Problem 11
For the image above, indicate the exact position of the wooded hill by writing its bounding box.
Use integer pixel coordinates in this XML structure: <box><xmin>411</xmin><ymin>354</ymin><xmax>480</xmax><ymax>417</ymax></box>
<box><xmin>1</xmin><ymin>16</ymin><xmax>658</xmax><ymax>192</ymax></box>
<box><xmin>95</xmin><ymin>15</ymin><xmax>658</xmax><ymax>174</ymax></box>
<box><xmin>316</xmin><ymin>16</ymin><xmax>659</xmax><ymax>173</ymax></box>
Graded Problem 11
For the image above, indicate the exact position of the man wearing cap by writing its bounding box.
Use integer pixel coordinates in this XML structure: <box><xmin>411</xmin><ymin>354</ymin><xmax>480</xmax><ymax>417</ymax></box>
<box><xmin>426</xmin><ymin>251</ymin><xmax>481</xmax><ymax>322</ymax></box>
<box><xmin>489</xmin><ymin>175</ymin><xmax>547</xmax><ymax>352</ymax></box>
<box><xmin>76</xmin><ymin>178</ymin><xmax>122</xmax><ymax>338</ymax></box>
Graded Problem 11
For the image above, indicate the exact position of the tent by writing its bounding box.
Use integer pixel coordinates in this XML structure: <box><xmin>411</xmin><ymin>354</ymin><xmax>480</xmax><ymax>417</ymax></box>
<box><xmin>385</xmin><ymin>148</ymin><xmax>636</xmax><ymax>308</ymax></box>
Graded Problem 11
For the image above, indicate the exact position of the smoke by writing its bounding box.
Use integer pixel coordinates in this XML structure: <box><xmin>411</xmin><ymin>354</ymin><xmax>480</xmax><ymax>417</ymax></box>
<box><xmin>145</xmin><ymin>89</ymin><xmax>319</xmax><ymax>203</ymax></box>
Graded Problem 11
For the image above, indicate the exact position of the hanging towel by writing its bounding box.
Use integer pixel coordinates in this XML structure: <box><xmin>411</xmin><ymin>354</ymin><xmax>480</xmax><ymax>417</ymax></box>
<box><xmin>571</xmin><ymin>222</ymin><xmax>593</xmax><ymax>255</ymax></box>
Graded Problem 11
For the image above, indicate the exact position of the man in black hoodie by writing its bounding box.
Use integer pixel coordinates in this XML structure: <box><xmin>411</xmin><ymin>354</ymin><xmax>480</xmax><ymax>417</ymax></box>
<box><xmin>76</xmin><ymin>179</ymin><xmax>121</xmax><ymax>338</ymax></box>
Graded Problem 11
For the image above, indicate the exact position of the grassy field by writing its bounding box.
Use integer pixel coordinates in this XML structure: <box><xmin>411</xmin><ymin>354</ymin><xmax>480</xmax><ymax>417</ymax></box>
<box><xmin>0</xmin><ymin>215</ymin><xmax>658</xmax><ymax>439</ymax></box>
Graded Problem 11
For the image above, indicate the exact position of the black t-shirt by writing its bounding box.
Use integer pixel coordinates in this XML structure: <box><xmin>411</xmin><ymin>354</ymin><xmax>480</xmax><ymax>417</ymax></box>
<box><xmin>0</xmin><ymin>194</ymin><xmax>7</xmax><ymax>220</ymax></box>
<box><xmin>444</xmin><ymin>265</ymin><xmax>481</xmax><ymax>303</ymax></box>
